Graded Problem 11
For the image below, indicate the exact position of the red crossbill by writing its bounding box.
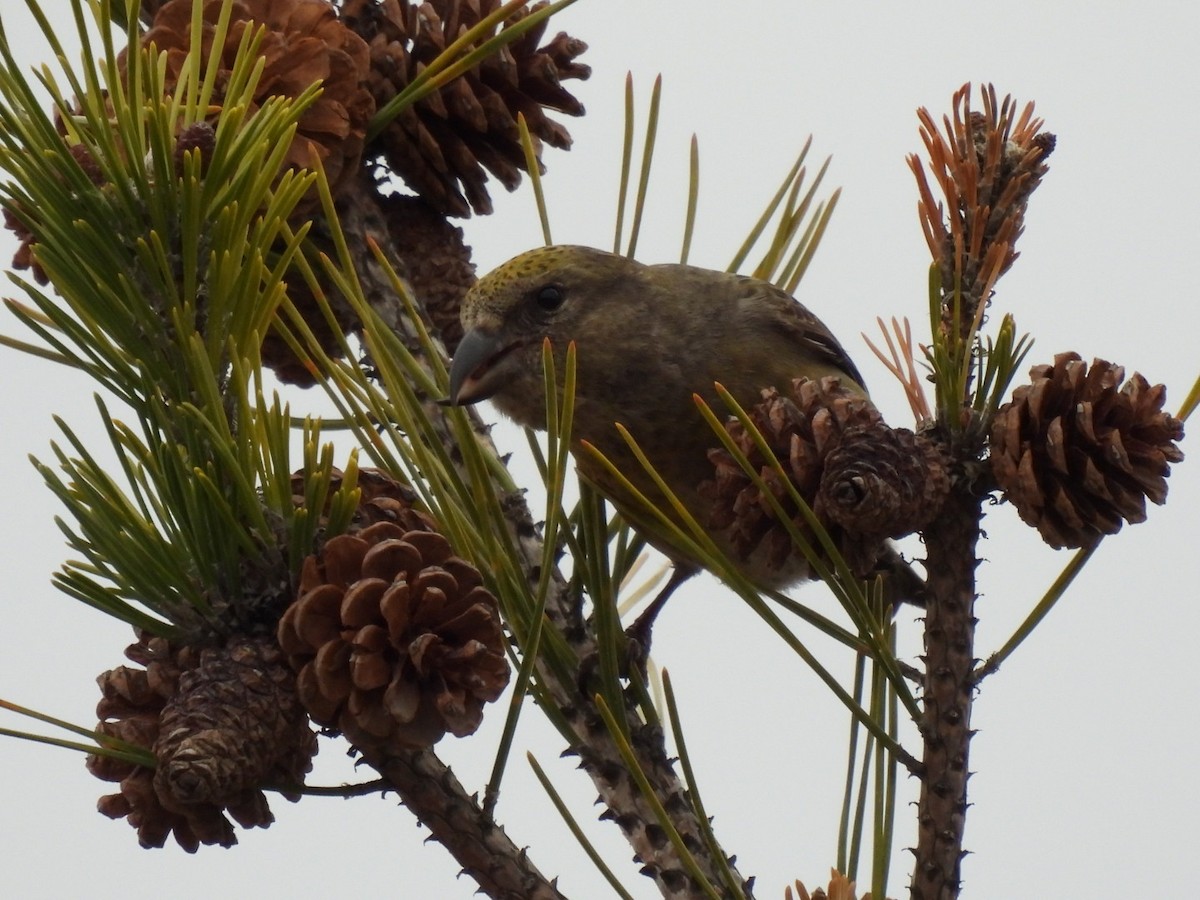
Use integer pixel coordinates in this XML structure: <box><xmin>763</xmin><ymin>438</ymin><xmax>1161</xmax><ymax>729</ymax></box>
<box><xmin>447</xmin><ymin>245</ymin><xmax>909</xmax><ymax>618</ymax></box>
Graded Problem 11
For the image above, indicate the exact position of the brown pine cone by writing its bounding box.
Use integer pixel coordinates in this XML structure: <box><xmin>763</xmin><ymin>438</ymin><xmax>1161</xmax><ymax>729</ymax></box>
<box><xmin>172</xmin><ymin>122</ymin><xmax>217</xmax><ymax>177</ymax></box>
<box><xmin>4</xmin><ymin>202</ymin><xmax>49</xmax><ymax>286</ymax></box>
<box><xmin>704</xmin><ymin>376</ymin><xmax>890</xmax><ymax>579</ymax></box>
<box><xmin>153</xmin><ymin>637</ymin><xmax>316</xmax><ymax>809</ymax></box>
<box><xmin>990</xmin><ymin>352</ymin><xmax>1185</xmax><ymax>549</ymax></box>
<box><xmin>378</xmin><ymin>192</ymin><xmax>476</xmax><ymax>353</ymax></box>
<box><xmin>816</xmin><ymin>422</ymin><xmax>950</xmax><ymax>538</ymax></box>
<box><xmin>91</xmin><ymin>633</ymin><xmax>314</xmax><ymax>851</ymax></box>
<box><xmin>341</xmin><ymin>0</ymin><xmax>589</xmax><ymax>217</ymax></box>
<box><xmin>138</xmin><ymin>0</ymin><xmax>375</xmax><ymax>207</ymax></box>
<box><xmin>261</xmin><ymin>177</ymin><xmax>478</xmax><ymax>387</ymax></box>
<box><xmin>289</xmin><ymin>465</ymin><xmax>440</xmax><ymax>537</ymax></box>
<box><xmin>278</xmin><ymin>520</ymin><xmax>509</xmax><ymax>749</ymax></box>
<box><xmin>3</xmin><ymin>141</ymin><xmax>109</xmax><ymax>285</ymax></box>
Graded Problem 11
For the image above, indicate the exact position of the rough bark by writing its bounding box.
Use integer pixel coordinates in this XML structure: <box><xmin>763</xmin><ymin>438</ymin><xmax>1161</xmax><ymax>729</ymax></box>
<box><xmin>347</xmin><ymin>733</ymin><xmax>568</xmax><ymax>900</ymax></box>
<box><xmin>911</xmin><ymin>485</ymin><xmax>981</xmax><ymax>900</ymax></box>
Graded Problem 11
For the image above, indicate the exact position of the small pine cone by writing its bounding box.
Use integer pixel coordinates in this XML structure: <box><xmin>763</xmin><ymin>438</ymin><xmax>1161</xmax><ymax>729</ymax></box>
<box><xmin>90</xmin><ymin>633</ymin><xmax>243</xmax><ymax>851</ymax></box>
<box><xmin>173</xmin><ymin>121</ymin><xmax>217</xmax><ymax>177</ymax></box>
<box><xmin>703</xmin><ymin>376</ymin><xmax>887</xmax><ymax>579</ymax></box>
<box><xmin>260</xmin><ymin>325</ymin><xmax>329</xmax><ymax>385</ymax></box>
<box><xmin>289</xmin><ymin>466</ymin><xmax>439</xmax><ymax>538</ymax></box>
<box><xmin>66</xmin><ymin>142</ymin><xmax>106</xmax><ymax>185</ymax></box>
<box><xmin>92</xmin><ymin>633</ymin><xmax>315</xmax><ymax>851</ymax></box>
<box><xmin>259</xmin><ymin>212</ymin><xmax>355</xmax><ymax>386</ymax></box>
<box><xmin>379</xmin><ymin>192</ymin><xmax>476</xmax><ymax>353</ymax></box>
<box><xmin>153</xmin><ymin>637</ymin><xmax>316</xmax><ymax>812</ymax></box>
<box><xmin>353</xmin><ymin>466</ymin><xmax>443</xmax><ymax>530</ymax></box>
<box><xmin>990</xmin><ymin>352</ymin><xmax>1185</xmax><ymax>549</ymax></box>
<box><xmin>278</xmin><ymin>521</ymin><xmax>510</xmax><ymax>749</ymax></box>
<box><xmin>3</xmin><ymin>140</ymin><xmax>109</xmax><ymax>285</ymax></box>
<box><xmin>816</xmin><ymin>423</ymin><xmax>950</xmax><ymax>538</ymax></box>
<box><xmin>260</xmin><ymin>287</ymin><xmax>346</xmax><ymax>386</ymax></box>
<box><xmin>3</xmin><ymin>202</ymin><xmax>48</xmax><ymax>285</ymax></box>
<box><xmin>341</xmin><ymin>0</ymin><xmax>589</xmax><ymax>217</ymax></box>
<box><xmin>137</xmin><ymin>0</ymin><xmax>375</xmax><ymax>207</ymax></box>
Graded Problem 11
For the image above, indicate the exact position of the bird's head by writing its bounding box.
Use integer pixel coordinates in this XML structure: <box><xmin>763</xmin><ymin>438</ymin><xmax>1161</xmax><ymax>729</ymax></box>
<box><xmin>446</xmin><ymin>245</ymin><xmax>641</xmax><ymax>424</ymax></box>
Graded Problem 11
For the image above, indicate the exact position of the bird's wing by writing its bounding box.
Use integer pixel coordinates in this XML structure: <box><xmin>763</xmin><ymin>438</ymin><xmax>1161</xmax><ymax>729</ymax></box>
<box><xmin>737</xmin><ymin>276</ymin><xmax>868</xmax><ymax>391</ymax></box>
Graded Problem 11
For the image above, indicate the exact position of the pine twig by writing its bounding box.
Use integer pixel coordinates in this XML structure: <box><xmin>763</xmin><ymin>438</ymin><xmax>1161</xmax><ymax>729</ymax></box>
<box><xmin>337</xmin><ymin>176</ymin><xmax>753</xmax><ymax>899</ymax></box>
<box><xmin>348</xmin><ymin>734</ymin><xmax>567</xmax><ymax>900</ymax></box>
<box><xmin>910</xmin><ymin>486</ymin><xmax>981</xmax><ymax>899</ymax></box>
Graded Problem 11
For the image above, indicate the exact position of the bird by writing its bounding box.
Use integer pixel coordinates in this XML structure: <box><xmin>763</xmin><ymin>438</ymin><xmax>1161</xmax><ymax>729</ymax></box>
<box><xmin>446</xmin><ymin>244</ymin><xmax>909</xmax><ymax>644</ymax></box>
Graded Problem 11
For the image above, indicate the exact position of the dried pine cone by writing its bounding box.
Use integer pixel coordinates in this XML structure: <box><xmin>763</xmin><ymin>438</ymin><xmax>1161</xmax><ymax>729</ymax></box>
<box><xmin>817</xmin><ymin>422</ymin><xmax>949</xmax><ymax>538</ymax></box>
<box><xmin>259</xmin><ymin>198</ymin><xmax>364</xmax><ymax>385</ymax></box>
<box><xmin>4</xmin><ymin>141</ymin><xmax>109</xmax><ymax>285</ymax></box>
<box><xmin>154</xmin><ymin>637</ymin><xmax>316</xmax><ymax>808</ymax></box>
<box><xmin>353</xmin><ymin>467</ymin><xmax>443</xmax><ymax>528</ymax></box>
<box><xmin>173</xmin><ymin>121</ymin><xmax>217</xmax><ymax>176</ymax></box>
<box><xmin>341</xmin><ymin>0</ymin><xmax>589</xmax><ymax>217</ymax></box>
<box><xmin>990</xmin><ymin>352</ymin><xmax>1185</xmax><ymax>549</ymax></box>
<box><xmin>703</xmin><ymin>376</ymin><xmax>889</xmax><ymax>579</ymax></box>
<box><xmin>139</xmin><ymin>0</ymin><xmax>375</xmax><ymax>206</ymax></box>
<box><xmin>261</xmin><ymin>176</ymin><xmax>476</xmax><ymax>387</ymax></box>
<box><xmin>91</xmin><ymin>633</ymin><xmax>316</xmax><ymax>851</ymax></box>
<box><xmin>289</xmin><ymin>465</ymin><xmax>440</xmax><ymax>536</ymax></box>
<box><xmin>379</xmin><ymin>192</ymin><xmax>476</xmax><ymax>353</ymax></box>
<box><xmin>278</xmin><ymin>521</ymin><xmax>509</xmax><ymax>748</ymax></box>
<box><xmin>3</xmin><ymin>202</ymin><xmax>48</xmax><ymax>286</ymax></box>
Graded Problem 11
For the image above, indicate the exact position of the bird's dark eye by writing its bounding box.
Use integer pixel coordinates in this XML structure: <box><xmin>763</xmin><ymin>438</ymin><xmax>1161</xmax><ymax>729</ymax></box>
<box><xmin>534</xmin><ymin>284</ymin><xmax>566</xmax><ymax>311</ymax></box>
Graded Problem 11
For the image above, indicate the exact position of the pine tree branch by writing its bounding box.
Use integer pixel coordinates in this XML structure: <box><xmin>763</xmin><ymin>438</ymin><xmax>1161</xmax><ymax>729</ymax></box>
<box><xmin>911</xmin><ymin>478</ymin><xmax>981</xmax><ymax>900</ymax></box>
<box><xmin>347</xmin><ymin>731</ymin><xmax>568</xmax><ymax>900</ymax></box>
<box><xmin>336</xmin><ymin>173</ymin><xmax>753</xmax><ymax>898</ymax></box>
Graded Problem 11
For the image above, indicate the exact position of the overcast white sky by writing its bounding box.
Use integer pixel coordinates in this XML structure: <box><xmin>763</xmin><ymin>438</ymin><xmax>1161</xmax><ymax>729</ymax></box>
<box><xmin>2</xmin><ymin>2</ymin><xmax>1198</xmax><ymax>898</ymax></box>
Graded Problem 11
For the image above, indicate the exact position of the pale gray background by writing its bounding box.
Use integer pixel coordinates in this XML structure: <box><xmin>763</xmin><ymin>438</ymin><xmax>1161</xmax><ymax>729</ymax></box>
<box><xmin>2</xmin><ymin>2</ymin><xmax>1197</xmax><ymax>897</ymax></box>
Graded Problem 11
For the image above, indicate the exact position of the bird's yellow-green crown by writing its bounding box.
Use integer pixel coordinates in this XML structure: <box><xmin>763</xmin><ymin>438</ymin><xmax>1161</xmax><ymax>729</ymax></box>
<box><xmin>465</xmin><ymin>245</ymin><xmax>605</xmax><ymax>318</ymax></box>
<box><xmin>493</xmin><ymin>245</ymin><xmax>583</xmax><ymax>281</ymax></box>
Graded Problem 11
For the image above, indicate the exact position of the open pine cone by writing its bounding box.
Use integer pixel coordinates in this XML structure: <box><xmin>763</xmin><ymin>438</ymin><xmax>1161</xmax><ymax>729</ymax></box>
<box><xmin>289</xmin><ymin>465</ymin><xmax>441</xmax><ymax>536</ymax></box>
<box><xmin>341</xmin><ymin>0</ymin><xmax>589</xmax><ymax>217</ymax></box>
<box><xmin>140</xmin><ymin>0</ymin><xmax>375</xmax><ymax>206</ymax></box>
<box><xmin>705</xmin><ymin>376</ymin><xmax>947</xmax><ymax>582</ymax></box>
<box><xmin>990</xmin><ymin>352</ymin><xmax>1185</xmax><ymax>549</ymax></box>
<box><xmin>278</xmin><ymin>520</ymin><xmax>509</xmax><ymax>749</ymax></box>
<box><xmin>90</xmin><ymin>633</ymin><xmax>316</xmax><ymax>851</ymax></box>
<box><xmin>705</xmin><ymin>377</ymin><xmax>888</xmax><ymax>579</ymax></box>
<box><xmin>3</xmin><ymin>140</ymin><xmax>112</xmax><ymax>286</ymax></box>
